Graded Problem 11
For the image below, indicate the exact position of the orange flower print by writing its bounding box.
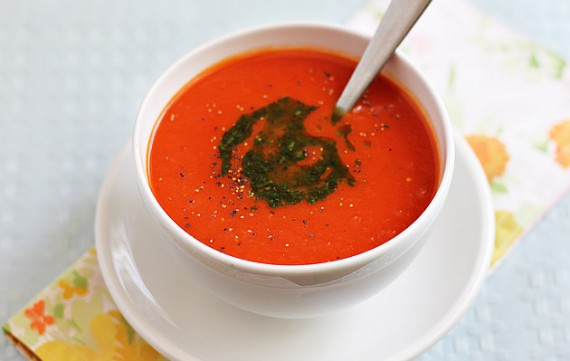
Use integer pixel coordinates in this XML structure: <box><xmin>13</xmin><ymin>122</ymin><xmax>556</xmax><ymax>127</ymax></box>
<box><xmin>549</xmin><ymin>119</ymin><xmax>570</xmax><ymax>168</ymax></box>
<box><xmin>24</xmin><ymin>300</ymin><xmax>55</xmax><ymax>335</ymax></box>
<box><xmin>58</xmin><ymin>271</ymin><xmax>88</xmax><ymax>300</ymax></box>
<box><xmin>465</xmin><ymin>134</ymin><xmax>510</xmax><ymax>182</ymax></box>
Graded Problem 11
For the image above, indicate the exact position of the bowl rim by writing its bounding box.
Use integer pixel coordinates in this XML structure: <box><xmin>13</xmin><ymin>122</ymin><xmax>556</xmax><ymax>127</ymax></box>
<box><xmin>132</xmin><ymin>21</ymin><xmax>455</xmax><ymax>278</ymax></box>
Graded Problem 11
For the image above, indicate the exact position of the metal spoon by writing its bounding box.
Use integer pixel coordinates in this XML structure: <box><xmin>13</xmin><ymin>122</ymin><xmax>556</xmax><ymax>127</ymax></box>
<box><xmin>334</xmin><ymin>0</ymin><xmax>432</xmax><ymax>120</ymax></box>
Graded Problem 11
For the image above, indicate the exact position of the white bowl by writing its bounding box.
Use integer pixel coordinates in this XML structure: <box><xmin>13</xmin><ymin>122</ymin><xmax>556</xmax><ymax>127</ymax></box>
<box><xmin>132</xmin><ymin>22</ymin><xmax>455</xmax><ymax>318</ymax></box>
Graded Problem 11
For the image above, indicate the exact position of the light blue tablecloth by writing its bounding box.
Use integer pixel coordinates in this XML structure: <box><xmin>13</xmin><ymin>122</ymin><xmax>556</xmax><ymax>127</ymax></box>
<box><xmin>1</xmin><ymin>0</ymin><xmax>569</xmax><ymax>359</ymax></box>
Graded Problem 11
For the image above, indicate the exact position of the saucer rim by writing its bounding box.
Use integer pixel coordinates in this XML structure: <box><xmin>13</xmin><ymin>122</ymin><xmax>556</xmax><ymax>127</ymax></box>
<box><xmin>379</xmin><ymin>134</ymin><xmax>494</xmax><ymax>361</ymax></box>
<box><xmin>95</xmin><ymin>134</ymin><xmax>494</xmax><ymax>361</ymax></box>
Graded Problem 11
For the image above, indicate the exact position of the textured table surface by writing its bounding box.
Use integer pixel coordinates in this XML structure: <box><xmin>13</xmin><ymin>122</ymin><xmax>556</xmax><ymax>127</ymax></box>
<box><xmin>1</xmin><ymin>0</ymin><xmax>569</xmax><ymax>360</ymax></box>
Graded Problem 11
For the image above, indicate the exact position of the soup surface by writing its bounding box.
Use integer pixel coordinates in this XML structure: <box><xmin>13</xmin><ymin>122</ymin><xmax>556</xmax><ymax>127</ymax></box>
<box><xmin>148</xmin><ymin>48</ymin><xmax>439</xmax><ymax>265</ymax></box>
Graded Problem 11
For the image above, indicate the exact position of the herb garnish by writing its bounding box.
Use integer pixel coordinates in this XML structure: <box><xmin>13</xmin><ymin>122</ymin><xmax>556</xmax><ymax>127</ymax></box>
<box><xmin>218</xmin><ymin>97</ymin><xmax>355</xmax><ymax>208</ymax></box>
<box><xmin>336</xmin><ymin>124</ymin><xmax>355</xmax><ymax>151</ymax></box>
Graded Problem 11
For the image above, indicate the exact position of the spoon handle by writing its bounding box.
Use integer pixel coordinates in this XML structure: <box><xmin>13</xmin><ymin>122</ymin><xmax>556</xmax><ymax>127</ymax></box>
<box><xmin>335</xmin><ymin>0</ymin><xmax>432</xmax><ymax>114</ymax></box>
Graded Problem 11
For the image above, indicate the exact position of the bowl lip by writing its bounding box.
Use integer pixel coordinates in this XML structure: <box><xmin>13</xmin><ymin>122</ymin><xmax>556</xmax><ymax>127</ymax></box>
<box><xmin>133</xmin><ymin>21</ymin><xmax>455</xmax><ymax>277</ymax></box>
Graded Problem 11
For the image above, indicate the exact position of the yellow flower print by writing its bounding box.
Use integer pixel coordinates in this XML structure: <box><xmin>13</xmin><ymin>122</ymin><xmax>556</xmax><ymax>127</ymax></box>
<box><xmin>35</xmin><ymin>310</ymin><xmax>164</xmax><ymax>361</ymax></box>
<box><xmin>492</xmin><ymin>210</ymin><xmax>524</xmax><ymax>267</ymax></box>
<box><xmin>58</xmin><ymin>271</ymin><xmax>88</xmax><ymax>300</ymax></box>
<box><xmin>549</xmin><ymin>119</ymin><xmax>570</xmax><ymax>168</ymax></box>
<box><xmin>465</xmin><ymin>134</ymin><xmax>510</xmax><ymax>182</ymax></box>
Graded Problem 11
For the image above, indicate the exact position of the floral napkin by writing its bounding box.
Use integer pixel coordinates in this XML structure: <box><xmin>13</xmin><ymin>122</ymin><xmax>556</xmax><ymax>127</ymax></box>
<box><xmin>4</xmin><ymin>249</ymin><xmax>166</xmax><ymax>361</ymax></box>
<box><xmin>4</xmin><ymin>0</ymin><xmax>570</xmax><ymax>359</ymax></box>
<box><xmin>349</xmin><ymin>0</ymin><xmax>570</xmax><ymax>267</ymax></box>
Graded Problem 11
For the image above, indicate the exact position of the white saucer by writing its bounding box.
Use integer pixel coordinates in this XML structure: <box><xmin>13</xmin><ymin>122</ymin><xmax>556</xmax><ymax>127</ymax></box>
<box><xmin>95</xmin><ymin>135</ymin><xmax>494</xmax><ymax>361</ymax></box>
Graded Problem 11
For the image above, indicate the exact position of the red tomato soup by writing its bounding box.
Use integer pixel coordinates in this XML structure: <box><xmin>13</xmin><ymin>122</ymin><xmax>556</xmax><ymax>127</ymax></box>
<box><xmin>148</xmin><ymin>48</ymin><xmax>440</xmax><ymax>265</ymax></box>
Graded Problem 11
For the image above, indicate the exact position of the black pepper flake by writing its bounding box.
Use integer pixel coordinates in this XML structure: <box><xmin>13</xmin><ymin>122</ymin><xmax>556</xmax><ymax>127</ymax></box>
<box><xmin>302</xmin><ymin>219</ymin><xmax>308</xmax><ymax>227</ymax></box>
<box><xmin>179</xmin><ymin>172</ymin><xmax>185</xmax><ymax>178</ymax></box>
<box><xmin>188</xmin><ymin>200</ymin><xmax>194</xmax><ymax>204</ymax></box>
<box><xmin>230</xmin><ymin>210</ymin><xmax>237</xmax><ymax>217</ymax></box>
<box><xmin>308</xmin><ymin>233</ymin><xmax>314</xmax><ymax>237</ymax></box>
<box><xmin>184</xmin><ymin>223</ymin><xmax>190</xmax><ymax>228</ymax></box>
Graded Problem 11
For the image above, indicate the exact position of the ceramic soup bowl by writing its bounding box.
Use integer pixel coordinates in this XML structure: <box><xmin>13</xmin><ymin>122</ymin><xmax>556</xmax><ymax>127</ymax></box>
<box><xmin>132</xmin><ymin>23</ymin><xmax>455</xmax><ymax>318</ymax></box>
